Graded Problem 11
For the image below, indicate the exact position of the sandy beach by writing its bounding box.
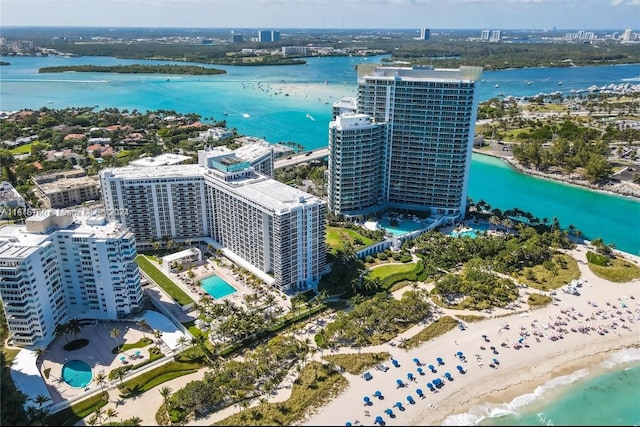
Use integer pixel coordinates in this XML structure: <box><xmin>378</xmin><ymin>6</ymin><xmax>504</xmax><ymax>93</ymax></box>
<box><xmin>299</xmin><ymin>244</ymin><xmax>640</xmax><ymax>426</ymax></box>
<box><xmin>245</xmin><ymin>81</ymin><xmax>357</xmax><ymax>107</ymax></box>
<box><xmin>73</xmin><ymin>242</ymin><xmax>639</xmax><ymax>426</ymax></box>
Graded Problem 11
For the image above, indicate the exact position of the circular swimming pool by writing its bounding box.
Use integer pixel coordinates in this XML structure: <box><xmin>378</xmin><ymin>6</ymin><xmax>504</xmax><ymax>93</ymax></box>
<box><xmin>61</xmin><ymin>360</ymin><xmax>92</xmax><ymax>388</ymax></box>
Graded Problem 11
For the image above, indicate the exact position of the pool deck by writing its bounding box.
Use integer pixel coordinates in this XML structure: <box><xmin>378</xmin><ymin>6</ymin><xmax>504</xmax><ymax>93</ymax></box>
<box><xmin>39</xmin><ymin>320</ymin><xmax>151</xmax><ymax>404</ymax></box>
<box><xmin>3</xmin><ymin>252</ymin><xmax>296</xmax><ymax>416</ymax></box>
<box><xmin>164</xmin><ymin>255</ymin><xmax>291</xmax><ymax>314</ymax></box>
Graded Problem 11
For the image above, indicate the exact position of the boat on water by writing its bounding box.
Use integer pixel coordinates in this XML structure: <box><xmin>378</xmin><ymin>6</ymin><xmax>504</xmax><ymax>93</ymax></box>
<box><xmin>558</xmin><ymin>81</ymin><xmax>563</xmax><ymax>85</ymax></box>
<box><xmin>223</xmin><ymin>112</ymin><xmax>228</xmax><ymax>116</ymax></box>
<box><xmin>495</xmin><ymin>84</ymin><xmax>499</xmax><ymax>88</ymax></box>
<box><xmin>242</xmin><ymin>113</ymin><xmax>250</xmax><ymax>118</ymax></box>
<box><xmin>527</xmin><ymin>81</ymin><xmax>532</xmax><ymax>85</ymax></box>
<box><xmin>306</xmin><ymin>113</ymin><xmax>316</xmax><ymax>121</ymax></box>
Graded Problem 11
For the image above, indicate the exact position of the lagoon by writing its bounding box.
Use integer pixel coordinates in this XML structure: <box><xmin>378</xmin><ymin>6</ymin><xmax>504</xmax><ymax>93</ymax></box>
<box><xmin>1</xmin><ymin>55</ymin><xmax>639</xmax><ymax>253</ymax></box>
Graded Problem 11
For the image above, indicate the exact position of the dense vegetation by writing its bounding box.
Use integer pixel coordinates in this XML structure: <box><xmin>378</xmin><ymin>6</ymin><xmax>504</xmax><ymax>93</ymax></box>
<box><xmin>38</xmin><ymin>64</ymin><xmax>227</xmax><ymax>75</ymax></box>
<box><xmin>165</xmin><ymin>336</ymin><xmax>305</xmax><ymax>423</ymax></box>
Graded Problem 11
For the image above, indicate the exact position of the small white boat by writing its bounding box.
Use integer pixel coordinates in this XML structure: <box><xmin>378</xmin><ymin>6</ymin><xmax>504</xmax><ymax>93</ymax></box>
<box><xmin>242</xmin><ymin>113</ymin><xmax>250</xmax><ymax>118</ymax></box>
<box><xmin>306</xmin><ymin>113</ymin><xmax>315</xmax><ymax>121</ymax></box>
<box><xmin>558</xmin><ymin>81</ymin><xmax>563</xmax><ymax>85</ymax></box>
<box><xmin>495</xmin><ymin>84</ymin><xmax>499</xmax><ymax>88</ymax></box>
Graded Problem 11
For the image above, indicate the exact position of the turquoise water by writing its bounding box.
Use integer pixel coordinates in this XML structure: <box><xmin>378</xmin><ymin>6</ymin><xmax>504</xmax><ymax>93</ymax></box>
<box><xmin>450</xmin><ymin>222</ymin><xmax>491</xmax><ymax>238</ymax></box>
<box><xmin>200</xmin><ymin>275</ymin><xmax>237</xmax><ymax>300</ymax></box>
<box><xmin>444</xmin><ymin>349</ymin><xmax>640</xmax><ymax>426</ymax></box>
<box><xmin>1</xmin><ymin>57</ymin><xmax>640</xmax><ymax>254</ymax></box>
<box><xmin>468</xmin><ymin>153</ymin><xmax>640</xmax><ymax>254</ymax></box>
<box><xmin>378</xmin><ymin>218</ymin><xmax>430</xmax><ymax>236</ymax></box>
<box><xmin>61</xmin><ymin>359</ymin><xmax>92</xmax><ymax>388</ymax></box>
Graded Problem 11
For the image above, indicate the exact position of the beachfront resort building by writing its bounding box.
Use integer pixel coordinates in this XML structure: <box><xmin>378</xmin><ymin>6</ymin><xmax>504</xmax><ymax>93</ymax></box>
<box><xmin>100</xmin><ymin>146</ymin><xmax>326</xmax><ymax>292</ymax></box>
<box><xmin>328</xmin><ymin>65</ymin><xmax>482</xmax><ymax>224</ymax></box>
<box><xmin>328</xmin><ymin>114</ymin><xmax>387</xmax><ymax>217</ymax></box>
<box><xmin>0</xmin><ymin>211</ymin><xmax>142</xmax><ymax>348</ymax></box>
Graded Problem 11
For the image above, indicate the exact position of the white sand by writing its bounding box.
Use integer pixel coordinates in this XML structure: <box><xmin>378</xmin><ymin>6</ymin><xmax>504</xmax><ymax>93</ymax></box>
<box><xmin>81</xmin><ymin>243</ymin><xmax>640</xmax><ymax>426</ymax></box>
<box><xmin>299</xmin><ymin>244</ymin><xmax>640</xmax><ymax>426</ymax></box>
<box><xmin>247</xmin><ymin>81</ymin><xmax>356</xmax><ymax>106</ymax></box>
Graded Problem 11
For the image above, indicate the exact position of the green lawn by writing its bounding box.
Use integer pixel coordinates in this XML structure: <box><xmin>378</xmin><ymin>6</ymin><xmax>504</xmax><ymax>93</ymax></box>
<box><xmin>10</xmin><ymin>141</ymin><xmax>45</xmax><ymax>154</ymax></box>
<box><xmin>367</xmin><ymin>262</ymin><xmax>418</xmax><ymax>280</ymax></box>
<box><xmin>325</xmin><ymin>226</ymin><xmax>375</xmax><ymax>250</ymax></box>
<box><xmin>136</xmin><ymin>255</ymin><xmax>194</xmax><ymax>306</ymax></box>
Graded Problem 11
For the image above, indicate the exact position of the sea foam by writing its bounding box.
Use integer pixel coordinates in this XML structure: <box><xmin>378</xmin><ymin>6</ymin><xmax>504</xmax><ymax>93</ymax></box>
<box><xmin>601</xmin><ymin>347</ymin><xmax>640</xmax><ymax>369</ymax></box>
<box><xmin>442</xmin><ymin>369</ymin><xmax>589</xmax><ymax>426</ymax></box>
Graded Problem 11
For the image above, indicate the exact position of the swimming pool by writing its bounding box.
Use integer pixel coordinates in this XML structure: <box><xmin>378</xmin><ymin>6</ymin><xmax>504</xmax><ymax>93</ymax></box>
<box><xmin>201</xmin><ymin>275</ymin><xmax>238</xmax><ymax>300</ymax></box>
<box><xmin>61</xmin><ymin>359</ymin><xmax>92</xmax><ymax>388</ymax></box>
<box><xmin>449</xmin><ymin>222</ymin><xmax>491</xmax><ymax>238</ymax></box>
<box><xmin>379</xmin><ymin>218</ymin><xmax>431</xmax><ymax>236</ymax></box>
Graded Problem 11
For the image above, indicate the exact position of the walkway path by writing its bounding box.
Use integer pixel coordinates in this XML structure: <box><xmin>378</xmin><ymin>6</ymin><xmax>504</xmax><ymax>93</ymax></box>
<box><xmin>75</xmin><ymin>244</ymin><xmax>640</xmax><ymax>426</ymax></box>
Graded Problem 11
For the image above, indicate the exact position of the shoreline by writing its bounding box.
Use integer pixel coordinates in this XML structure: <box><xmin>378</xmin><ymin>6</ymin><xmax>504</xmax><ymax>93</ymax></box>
<box><xmin>300</xmin><ymin>244</ymin><xmax>640</xmax><ymax>426</ymax></box>
<box><xmin>433</xmin><ymin>345</ymin><xmax>640</xmax><ymax>426</ymax></box>
<box><xmin>473</xmin><ymin>149</ymin><xmax>640</xmax><ymax>200</ymax></box>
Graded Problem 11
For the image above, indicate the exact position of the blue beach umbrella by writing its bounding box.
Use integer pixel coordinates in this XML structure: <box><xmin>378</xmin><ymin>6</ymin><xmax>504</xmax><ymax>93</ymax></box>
<box><xmin>407</xmin><ymin>372</ymin><xmax>414</xmax><ymax>381</ymax></box>
<box><xmin>416</xmin><ymin>388</ymin><xmax>424</xmax><ymax>397</ymax></box>
<box><xmin>428</xmin><ymin>364</ymin><xmax>435</xmax><ymax>372</ymax></box>
<box><xmin>407</xmin><ymin>395</ymin><xmax>415</xmax><ymax>404</ymax></box>
<box><xmin>437</xmin><ymin>357</ymin><xmax>444</xmax><ymax>365</ymax></box>
<box><xmin>374</xmin><ymin>390</ymin><xmax>383</xmax><ymax>398</ymax></box>
<box><xmin>385</xmin><ymin>408</ymin><xmax>394</xmax><ymax>416</ymax></box>
<box><xmin>396</xmin><ymin>379</ymin><xmax>404</xmax><ymax>387</ymax></box>
<box><xmin>427</xmin><ymin>382</ymin><xmax>434</xmax><ymax>389</ymax></box>
<box><xmin>417</xmin><ymin>367</ymin><xmax>424</xmax><ymax>375</ymax></box>
<box><xmin>346</xmin><ymin>423</ymin><xmax>352</xmax><ymax>426</ymax></box>
<box><xmin>364</xmin><ymin>396</ymin><xmax>371</xmax><ymax>405</ymax></box>
<box><xmin>375</xmin><ymin>415</ymin><xmax>384</xmax><ymax>425</ymax></box>
<box><xmin>457</xmin><ymin>365</ymin><xmax>465</xmax><ymax>373</ymax></box>
<box><xmin>456</xmin><ymin>351</ymin><xmax>463</xmax><ymax>358</ymax></box>
<box><xmin>413</xmin><ymin>357</ymin><xmax>421</xmax><ymax>366</ymax></box>
<box><xmin>394</xmin><ymin>401</ymin><xmax>403</xmax><ymax>408</ymax></box>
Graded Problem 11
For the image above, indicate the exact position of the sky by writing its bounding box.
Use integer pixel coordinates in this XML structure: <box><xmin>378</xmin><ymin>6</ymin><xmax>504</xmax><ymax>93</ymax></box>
<box><xmin>0</xmin><ymin>0</ymin><xmax>639</xmax><ymax>30</ymax></box>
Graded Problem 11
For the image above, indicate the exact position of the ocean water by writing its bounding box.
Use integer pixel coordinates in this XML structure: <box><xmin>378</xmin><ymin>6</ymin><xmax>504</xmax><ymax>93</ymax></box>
<box><xmin>1</xmin><ymin>55</ymin><xmax>640</xmax><ymax>253</ymax></box>
<box><xmin>443</xmin><ymin>348</ymin><xmax>640</xmax><ymax>426</ymax></box>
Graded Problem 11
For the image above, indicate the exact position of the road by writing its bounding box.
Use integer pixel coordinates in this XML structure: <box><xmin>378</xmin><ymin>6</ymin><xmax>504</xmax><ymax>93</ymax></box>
<box><xmin>275</xmin><ymin>148</ymin><xmax>329</xmax><ymax>169</ymax></box>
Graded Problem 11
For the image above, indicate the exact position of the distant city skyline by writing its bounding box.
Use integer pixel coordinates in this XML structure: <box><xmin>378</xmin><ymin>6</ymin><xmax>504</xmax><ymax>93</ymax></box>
<box><xmin>1</xmin><ymin>0</ymin><xmax>638</xmax><ymax>31</ymax></box>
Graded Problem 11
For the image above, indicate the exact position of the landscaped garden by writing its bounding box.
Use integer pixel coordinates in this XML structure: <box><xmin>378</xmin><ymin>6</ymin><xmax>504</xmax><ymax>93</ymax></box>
<box><xmin>135</xmin><ymin>255</ymin><xmax>194</xmax><ymax>306</ymax></box>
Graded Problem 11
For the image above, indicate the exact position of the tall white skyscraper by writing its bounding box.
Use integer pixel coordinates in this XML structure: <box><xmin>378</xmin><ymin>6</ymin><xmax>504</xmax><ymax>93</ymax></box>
<box><xmin>328</xmin><ymin>65</ymin><xmax>482</xmax><ymax>224</ymax></box>
<box><xmin>101</xmin><ymin>147</ymin><xmax>326</xmax><ymax>293</ymax></box>
<box><xmin>0</xmin><ymin>212</ymin><xmax>142</xmax><ymax>347</ymax></box>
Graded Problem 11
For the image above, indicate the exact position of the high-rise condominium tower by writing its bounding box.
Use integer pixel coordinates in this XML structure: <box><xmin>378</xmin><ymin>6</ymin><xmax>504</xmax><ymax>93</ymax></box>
<box><xmin>0</xmin><ymin>212</ymin><xmax>142</xmax><ymax>347</ymax></box>
<box><xmin>328</xmin><ymin>65</ymin><xmax>482</xmax><ymax>223</ymax></box>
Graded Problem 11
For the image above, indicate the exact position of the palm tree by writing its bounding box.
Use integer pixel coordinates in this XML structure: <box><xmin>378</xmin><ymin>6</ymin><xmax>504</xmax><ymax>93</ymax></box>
<box><xmin>94</xmin><ymin>371</ymin><xmax>107</xmax><ymax>393</ymax></box>
<box><xmin>110</xmin><ymin>328</ymin><xmax>121</xmax><ymax>353</ymax></box>
<box><xmin>153</xmin><ymin>329</ymin><xmax>163</xmax><ymax>344</ymax></box>
<box><xmin>159</xmin><ymin>385</ymin><xmax>172</xmax><ymax>414</ymax></box>
<box><xmin>33</xmin><ymin>393</ymin><xmax>50</xmax><ymax>423</ymax></box>
<box><xmin>66</xmin><ymin>318</ymin><xmax>83</xmax><ymax>342</ymax></box>
<box><xmin>86</xmin><ymin>414</ymin><xmax>100</xmax><ymax>426</ymax></box>
<box><xmin>94</xmin><ymin>407</ymin><xmax>105</xmax><ymax>424</ymax></box>
<box><xmin>136</xmin><ymin>319</ymin><xmax>149</xmax><ymax>340</ymax></box>
<box><xmin>34</xmin><ymin>347</ymin><xmax>46</xmax><ymax>371</ymax></box>
<box><xmin>177</xmin><ymin>335</ymin><xmax>188</xmax><ymax>353</ymax></box>
<box><xmin>54</xmin><ymin>322</ymin><xmax>70</xmax><ymax>344</ymax></box>
<box><xmin>126</xmin><ymin>416</ymin><xmax>143</xmax><ymax>426</ymax></box>
<box><xmin>116</xmin><ymin>369</ymin><xmax>126</xmax><ymax>385</ymax></box>
<box><xmin>105</xmin><ymin>408</ymin><xmax>118</xmax><ymax>424</ymax></box>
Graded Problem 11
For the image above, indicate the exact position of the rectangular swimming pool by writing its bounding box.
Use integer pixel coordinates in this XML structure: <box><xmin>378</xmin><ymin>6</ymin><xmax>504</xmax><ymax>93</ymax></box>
<box><xmin>200</xmin><ymin>275</ymin><xmax>237</xmax><ymax>300</ymax></box>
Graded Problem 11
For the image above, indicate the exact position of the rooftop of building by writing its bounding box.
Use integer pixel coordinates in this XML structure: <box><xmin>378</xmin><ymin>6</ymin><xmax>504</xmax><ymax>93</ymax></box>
<box><xmin>34</xmin><ymin>175</ymin><xmax>100</xmax><ymax>194</ymax></box>
<box><xmin>101</xmin><ymin>164</ymin><xmax>204</xmax><ymax>180</ymax></box>
<box><xmin>224</xmin><ymin>175</ymin><xmax>324</xmax><ymax>213</ymax></box>
<box><xmin>129</xmin><ymin>153</ymin><xmax>192</xmax><ymax>167</ymax></box>
<box><xmin>0</xmin><ymin>212</ymin><xmax>128</xmax><ymax>258</ymax></box>
<box><xmin>358</xmin><ymin>64</ymin><xmax>483</xmax><ymax>81</ymax></box>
